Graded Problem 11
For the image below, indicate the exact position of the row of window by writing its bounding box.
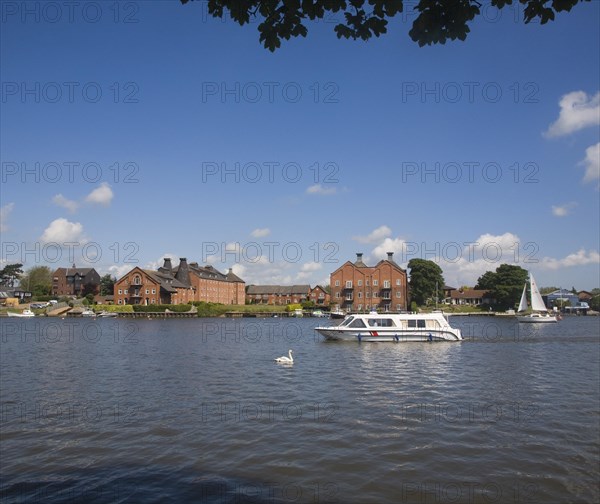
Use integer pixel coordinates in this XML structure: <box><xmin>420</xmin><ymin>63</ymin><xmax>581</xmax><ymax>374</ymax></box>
<box><xmin>118</xmin><ymin>288</ymin><xmax>156</xmax><ymax>295</ymax></box>
<box><xmin>334</xmin><ymin>279</ymin><xmax>401</xmax><ymax>288</ymax></box>
<box><xmin>349</xmin><ymin>304</ymin><xmax>402</xmax><ymax>311</ymax></box>
<box><xmin>117</xmin><ymin>299</ymin><xmax>157</xmax><ymax>305</ymax></box>
<box><xmin>334</xmin><ymin>291</ymin><xmax>402</xmax><ymax>299</ymax></box>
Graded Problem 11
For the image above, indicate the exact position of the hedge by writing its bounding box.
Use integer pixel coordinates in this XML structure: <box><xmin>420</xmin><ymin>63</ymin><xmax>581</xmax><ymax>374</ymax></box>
<box><xmin>190</xmin><ymin>302</ymin><xmax>229</xmax><ymax>317</ymax></box>
<box><xmin>94</xmin><ymin>304</ymin><xmax>134</xmax><ymax>313</ymax></box>
<box><xmin>131</xmin><ymin>304</ymin><xmax>195</xmax><ymax>313</ymax></box>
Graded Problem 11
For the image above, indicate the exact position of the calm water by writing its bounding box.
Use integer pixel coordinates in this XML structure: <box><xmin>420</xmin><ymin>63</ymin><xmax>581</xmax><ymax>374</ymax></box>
<box><xmin>1</xmin><ymin>316</ymin><xmax>598</xmax><ymax>503</ymax></box>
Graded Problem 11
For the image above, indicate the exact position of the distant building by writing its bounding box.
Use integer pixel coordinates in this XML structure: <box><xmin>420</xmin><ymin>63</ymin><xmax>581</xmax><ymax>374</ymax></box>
<box><xmin>309</xmin><ymin>285</ymin><xmax>330</xmax><ymax>306</ymax></box>
<box><xmin>543</xmin><ymin>289</ymin><xmax>579</xmax><ymax>308</ymax></box>
<box><xmin>330</xmin><ymin>252</ymin><xmax>408</xmax><ymax>312</ymax></box>
<box><xmin>114</xmin><ymin>258</ymin><xmax>245</xmax><ymax>305</ymax></box>
<box><xmin>51</xmin><ymin>266</ymin><xmax>101</xmax><ymax>297</ymax></box>
<box><xmin>448</xmin><ymin>288</ymin><xmax>493</xmax><ymax>306</ymax></box>
<box><xmin>246</xmin><ymin>285</ymin><xmax>311</xmax><ymax>305</ymax></box>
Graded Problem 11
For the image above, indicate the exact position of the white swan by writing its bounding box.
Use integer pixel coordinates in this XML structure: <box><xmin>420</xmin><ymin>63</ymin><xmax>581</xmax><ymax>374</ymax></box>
<box><xmin>275</xmin><ymin>349</ymin><xmax>293</xmax><ymax>364</ymax></box>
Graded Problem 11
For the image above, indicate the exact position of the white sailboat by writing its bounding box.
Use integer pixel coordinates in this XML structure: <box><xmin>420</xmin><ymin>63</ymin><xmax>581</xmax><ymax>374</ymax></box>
<box><xmin>517</xmin><ymin>273</ymin><xmax>557</xmax><ymax>323</ymax></box>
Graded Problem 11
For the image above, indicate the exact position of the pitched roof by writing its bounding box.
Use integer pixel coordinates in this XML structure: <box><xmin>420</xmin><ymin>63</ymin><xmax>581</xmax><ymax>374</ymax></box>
<box><xmin>142</xmin><ymin>270</ymin><xmax>189</xmax><ymax>293</ymax></box>
<box><xmin>54</xmin><ymin>267</ymin><xmax>96</xmax><ymax>277</ymax></box>
<box><xmin>450</xmin><ymin>289</ymin><xmax>490</xmax><ymax>300</ymax></box>
<box><xmin>226</xmin><ymin>269</ymin><xmax>244</xmax><ymax>283</ymax></box>
<box><xmin>247</xmin><ymin>285</ymin><xmax>310</xmax><ymax>295</ymax></box>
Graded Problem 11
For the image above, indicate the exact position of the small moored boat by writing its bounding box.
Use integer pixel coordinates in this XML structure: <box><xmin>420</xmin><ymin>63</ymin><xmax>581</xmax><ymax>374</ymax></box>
<box><xmin>7</xmin><ymin>309</ymin><xmax>35</xmax><ymax>318</ymax></box>
<box><xmin>315</xmin><ymin>312</ymin><xmax>462</xmax><ymax>342</ymax></box>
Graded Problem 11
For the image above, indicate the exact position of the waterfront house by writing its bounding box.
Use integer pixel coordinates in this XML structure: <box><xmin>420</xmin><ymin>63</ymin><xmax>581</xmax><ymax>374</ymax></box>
<box><xmin>329</xmin><ymin>252</ymin><xmax>408</xmax><ymax>312</ymax></box>
<box><xmin>543</xmin><ymin>289</ymin><xmax>580</xmax><ymax>309</ymax></box>
<box><xmin>448</xmin><ymin>288</ymin><xmax>493</xmax><ymax>306</ymax></box>
<box><xmin>309</xmin><ymin>285</ymin><xmax>330</xmax><ymax>306</ymax></box>
<box><xmin>114</xmin><ymin>258</ymin><xmax>245</xmax><ymax>306</ymax></box>
<box><xmin>51</xmin><ymin>266</ymin><xmax>101</xmax><ymax>297</ymax></box>
<box><xmin>246</xmin><ymin>284</ymin><xmax>311</xmax><ymax>305</ymax></box>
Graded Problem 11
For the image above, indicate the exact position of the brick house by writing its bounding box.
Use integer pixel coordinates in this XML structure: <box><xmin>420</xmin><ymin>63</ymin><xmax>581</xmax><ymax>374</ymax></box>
<box><xmin>309</xmin><ymin>285</ymin><xmax>330</xmax><ymax>306</ymax></box>
<box><xmin>51</xmin><ymin>266</ymin><xmax>101</xmax><ymax>297</ymax></box>
<box><xmin>114</xmin><ymin>258</ymin><xmax>245</xmax><ymax>306</ymax></box>
<box><xmin>330</xmin><ymin>252</ymin><xmax>408</xmax><ymax>312</ymax></box>
<box><xmin>169</xmin><ymin>259</ymin><xmax>245</xmax><ymax>305</ymax></box>
<box><xmin>246</xmin><ymin>285</ymin><xmax>311</xmax><ymax>305</ymax></box>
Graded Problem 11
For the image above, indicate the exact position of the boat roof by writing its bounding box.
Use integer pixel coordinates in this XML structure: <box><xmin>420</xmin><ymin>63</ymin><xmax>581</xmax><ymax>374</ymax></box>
<box><xmin>346</xmin><ymin>312</ymin><xmax>447</xmax><ymax>319</ymax></box>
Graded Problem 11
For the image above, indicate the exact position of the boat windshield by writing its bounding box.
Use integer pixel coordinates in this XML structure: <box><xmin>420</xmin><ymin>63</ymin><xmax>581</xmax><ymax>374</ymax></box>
<box><xmin>339</xmin><ymin>316</ymin><xmax>354</xmax><ymax>327</ymax></box>
<box><xmin>348</xmin><ymin>318</ymin><xmax>367</xmax><ymax>328</ymax></box>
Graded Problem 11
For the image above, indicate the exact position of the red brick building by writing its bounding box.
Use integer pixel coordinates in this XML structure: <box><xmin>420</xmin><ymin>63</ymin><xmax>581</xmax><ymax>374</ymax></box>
<box><xmin>330</xmin><ymin>252</ymin><xmax>408</xmax><ymax>312</ymax></box>
<box><xmin>309</xmin><ymin>285</ymin><xmax>330</xmax><ymax>306</ymax></box>
<box><xmin>246</xmin><ymin>285</ymin><xmax>311</xmax><ymax>305</ymax></box>
<box><xmin>51</xmin><ymin>266</ymin><xmax>101</xmax><ymax>297</ymax></box>
<box><xmin>114</xmin><ymin>258</ymin><xmax>245</xmax><ymax>306</ymax></box>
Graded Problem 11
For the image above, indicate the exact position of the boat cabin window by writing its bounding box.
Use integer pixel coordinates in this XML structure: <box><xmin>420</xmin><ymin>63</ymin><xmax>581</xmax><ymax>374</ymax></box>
<box><xmin>340</xmin><ymin>316</ymin><xmax>354</xmax><ymax>327</ymax></box>
<box><xmin>367</xmin><ymin>318</ymin><xmax>396</xmax><ymax>327</ymax></box>
<box><xmin>348</xmin><ymin>318</ymin><xmax>367</xmax><ymax>328</ymax></box>
<box><xmin>408</xmin><ymin>319</ymin><xmax>426</xmax><ymax>328</ymax></box>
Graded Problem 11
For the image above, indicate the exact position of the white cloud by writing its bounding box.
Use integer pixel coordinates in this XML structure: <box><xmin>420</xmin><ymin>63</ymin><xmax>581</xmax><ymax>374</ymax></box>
<box><xmin>371</xmin><ymin>237</ymin><xmax>407</xmax><ymax>261</ymax></box>
<box><xmin>85</xmin><ymin>183</ymin><xmax>114</xmax><ymax>206</ymax></box>
<box><xmin>471</xmin><ymin>232</ymin><xmax>521</xmax><ymax>251</ymax></box>
<box><xmin>251</xmin><ymin>228</ymin><xmax>271</xmax><ymax>238</ymax></box>
<box><xmin>551</xmin><ymin>202</ymin><xmax>577</xmax><ymax>217</ymax></box>
<box><xmin>107</xmin><ymin>264</ymin><xmax>135</xmax><ymax>279</ymax></box>
<box><xmin>353</xmin><ymin>225</ymin><xmax>392</xmax><ymax>244</ymax></box>
<box><xmin>0</xmin><ymin>202</ymin><xmax>14</xmax><ymax>232</ymax></box>
<box><xmin>52</xmin><ymin>194</ymin><xmax>79</xmax><ymax>213</ymax></box>
<box><xmin>544</xmin><ymin>91</ymin><xmax>600</xmax><ymax>138</ymax></box>
<box><xmin>580</xmin><ymin>142</ymin><xmax>600</xmax><ymax>183</ymax></box>
<box><xmin>306</xmin><ymin>184</ymin><xmax>337</xmax><ymax>196</ymax></box>
<box><xmin>146</xmin><ymin>253</ymin><xmax>180</xmax><ymax>271</ymax></box>
<box><xmin>538</xmin><ymin>249</ymin><xmax>600</xmax><ymax>270</ymax></box>
<box><xmin>40</xmin><ymin>218</ymin><xmax>85</xmax><ymax>243</ymax></box>
<box><xmin>296</xmin><ymin>261</ymin><xmax>323</xmax><ymax>279</ymax></box>
<box><xmin>418</xmin><ymin>232</ymin><xmax>524</xmax><ymax>287</ymax></box>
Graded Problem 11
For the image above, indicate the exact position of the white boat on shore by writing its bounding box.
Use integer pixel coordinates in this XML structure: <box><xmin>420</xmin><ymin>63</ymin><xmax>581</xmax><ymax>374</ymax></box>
<box><xmin>329</xmin><ymin>308</ymin><xmax>346</xmax><ymax>319</ymax></box>
<box><xmin>517</xmin><ymin>273</ymin><xmax>557</xmax><ymax>323</ymax></box>
<box><xmin>315</xmin><ymin>312</ymin><xmax>462</xmax><ymax>342</ymax></box>
<box><xmin>7</xmin><ymin>309</ymin><xmax>35</xmax><ymax>318</ymax></box>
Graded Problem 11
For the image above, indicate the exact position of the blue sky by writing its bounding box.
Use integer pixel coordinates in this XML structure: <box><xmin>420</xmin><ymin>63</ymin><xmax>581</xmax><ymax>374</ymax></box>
<box><xmin>1</xmin><ymin>0</ymin><xmax>599</xmax><ymax>290</ymax></box>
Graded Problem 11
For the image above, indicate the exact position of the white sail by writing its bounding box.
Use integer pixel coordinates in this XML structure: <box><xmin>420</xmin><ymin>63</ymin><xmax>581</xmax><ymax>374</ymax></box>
<box><xmin>518</xmin><ymin>284</ymin><xmax>528</xmax><ymax>312</ymax></box>
<box><xmin>529</xmin><ymin>273</ymin><xmax>547</xmax><ymax>312</ymax></box>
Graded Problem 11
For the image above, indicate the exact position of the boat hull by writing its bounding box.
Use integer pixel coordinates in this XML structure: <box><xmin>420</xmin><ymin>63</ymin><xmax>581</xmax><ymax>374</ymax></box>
<box><xmin>315</xmin><ymin>328</ymin><xmax>462</xmax><ymax>342</ymax></box>
<box><xmin>517</xmin><ymin>314</ymin><xmax>557</xmax><ymax>323</ymax></box>
<box><xmin>7</xmin><ymin>311</ymin><xmax>35</xmax><ymax>318</ymax></box>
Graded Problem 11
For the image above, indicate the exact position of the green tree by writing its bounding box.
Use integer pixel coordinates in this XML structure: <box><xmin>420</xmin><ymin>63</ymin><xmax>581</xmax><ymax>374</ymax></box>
<box><xmin>475</xmin><ymin>271</ymin><xmax>496</xmax><ymax>290</ymax></box>
<box><xmin>181</xmin><ymin>0</ymin><xmax>590</xmax><ymax>51</ymax></box>
<box><xmin>476</xmin><ymin>264</ymin><xmax>528</xmax><ymax>310</ymax></box>
<box><xmin>18</xmin><ymin>266</ymin><xmax>52</xmax><ymax>296</ymax></box>
<box><xmin>0</xmin><ymin>263</ymin><xmax>23</xmax><ymax>287</ymax></box>
<box><xmin>589</xmin><ymin>289</ymin><xmax>600</xmax><ymax>311</ymax></box>
<box><xmin>408</xmin><ymin>258</ymin><xmax>444</xmax><ymax>306</ymax></box>
<box><xmin>100</xmin><ymin>274</ymin><xmax>116</xmax><ymax>296</ymax></box>
<box><xmin>540</xmin><ymin>286</ymin><xmax>559</xmax><ymax>295</ymax></box>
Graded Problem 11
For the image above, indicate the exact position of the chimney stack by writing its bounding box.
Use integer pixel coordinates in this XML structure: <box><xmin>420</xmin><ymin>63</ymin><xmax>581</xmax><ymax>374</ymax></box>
<box><xmin>163</xmin><ymin>258</ymin><xmax>173</xmax><ymax>272</ymax></box>
<box><xmin>355</xmin><ymin>253</ymin><xmax>366</xmax><ymax>267</ymax></box>
<box><xmin>175</xmin><ymin>258</ymin><xmax>190</xmax><ymax>285</ymax></box>
<box><xmin>387</xmin><ymin>252</ymin><xmax>394</xmax><ymax>261</ymax></box>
